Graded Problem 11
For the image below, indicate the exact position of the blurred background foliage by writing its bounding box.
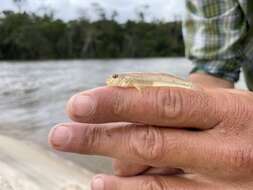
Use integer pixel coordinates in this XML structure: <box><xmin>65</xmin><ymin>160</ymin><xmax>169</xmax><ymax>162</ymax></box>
<box><xmin>0</xmin><ymin>1</ymin><xmax>185</xmax><ymax>60</ymax></box>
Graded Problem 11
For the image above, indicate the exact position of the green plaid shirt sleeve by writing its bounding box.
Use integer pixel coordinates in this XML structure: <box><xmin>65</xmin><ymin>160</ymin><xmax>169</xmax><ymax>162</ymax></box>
<box><xmin>183</xmin><ymin>0</ymin><xmax>249</xmax><ymax>84</ymax></box>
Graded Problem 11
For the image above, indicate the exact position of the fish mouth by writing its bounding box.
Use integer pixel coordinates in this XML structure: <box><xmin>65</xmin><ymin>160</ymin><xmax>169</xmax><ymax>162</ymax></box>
<box><xmin>106</xmin><ymin>77</ymin><xmax>118</xmax><ymax>86</ymax></box>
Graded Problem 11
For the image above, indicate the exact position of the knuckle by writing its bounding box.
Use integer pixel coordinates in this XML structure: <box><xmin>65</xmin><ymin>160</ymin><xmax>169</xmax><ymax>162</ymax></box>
<box><xmin>139</xmin><ymin>177</ymin><xmax>164</xmax><ymax>190</ymax></box>
<box><xmin>156</xmin><ymin>88</ymin><xmax>183</xmax><ymax>120</ymax></box>
<box><xmin>222</xmin><ymin>94</ymin><xmax>250</xmax><ymax>121</ymax></box>
<box><xmin>230</xmin><ymin>148</ymin><xmax>253</xmax><ymax>170</ymax></box>
<box><xmin>76</xmin><ymin>126</ymin><xmax>102</xmax><ymax>154</ymax></box>
<box><xmin>218</xmin><ymin>94</ymin><xmax>253</xmax><ymax>133</ymax></box>
<box><xmin>155</xmin><ymin>88</ymin><xmax>216</xmax><ymax>128</ymax></box>
<box><xmin>129</xmin><ymin>126</ymin><xmax>164</xmax><ymax>162</ymax></box>
<box><xmin>221</xmin><ymin>145</ymin><xmax>253</xmax><ymax>174</ymax></box>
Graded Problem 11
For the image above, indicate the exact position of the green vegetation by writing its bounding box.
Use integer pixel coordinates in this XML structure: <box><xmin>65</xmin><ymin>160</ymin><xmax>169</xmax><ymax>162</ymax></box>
<box><xmin>0</xmin><ymin>11</ymin><xmax>184</xmax><ymax>60</ymax></box>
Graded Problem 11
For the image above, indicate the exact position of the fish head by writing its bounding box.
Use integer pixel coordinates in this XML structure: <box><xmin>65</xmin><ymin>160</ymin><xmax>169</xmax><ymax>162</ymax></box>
<box><xmin>106</xmin><ymin>73</ymin><xmax>130</xmax><ymax>87</ymax></box>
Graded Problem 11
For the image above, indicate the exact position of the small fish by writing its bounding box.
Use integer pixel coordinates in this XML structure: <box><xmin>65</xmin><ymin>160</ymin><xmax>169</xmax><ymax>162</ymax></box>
<box><xmin>106</xmin><ymin>72</ymin><xmax>194</xmax><ymax>91</ymax></box>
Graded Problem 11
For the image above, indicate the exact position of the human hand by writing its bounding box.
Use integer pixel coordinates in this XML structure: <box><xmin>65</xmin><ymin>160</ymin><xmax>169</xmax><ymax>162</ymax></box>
<box><xmin>48</xmin><ymin>86</ymin><xmax>253</xmax><ymax>189</ymax></box>
<box><xmin>111</xmin><ymin>73</ymin><xmax>237</xmax><ymax>177</ymax></box>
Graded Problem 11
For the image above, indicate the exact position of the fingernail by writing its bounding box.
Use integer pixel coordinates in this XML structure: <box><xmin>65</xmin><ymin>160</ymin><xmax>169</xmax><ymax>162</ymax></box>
<box><xmin>91</xmin><ymin>176</ymin><xmax>104</xmax><ymax>190</ymax></box>
<box><xmin>72</xmin><ymin>95</ymin><xmax>95</xmax><ymax>117</ymax></box>
<box><xmin>49</xmin><ymin>126</ymin><xmax>71</xmax><ymax>148</ymax></box>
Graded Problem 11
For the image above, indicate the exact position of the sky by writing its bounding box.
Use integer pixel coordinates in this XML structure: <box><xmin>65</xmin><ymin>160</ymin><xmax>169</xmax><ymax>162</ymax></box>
<box><xmin>0</xmin><ymin>0</ymin><xmax>185</xmax><ymax>22</ymax></box>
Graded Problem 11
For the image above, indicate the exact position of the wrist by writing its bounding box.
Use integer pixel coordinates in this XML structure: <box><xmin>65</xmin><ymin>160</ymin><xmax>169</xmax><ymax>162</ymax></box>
<box><xmin>188</xmin><ymin>73</ymin><xmax>235</xmax><ymax>89</ymax></box>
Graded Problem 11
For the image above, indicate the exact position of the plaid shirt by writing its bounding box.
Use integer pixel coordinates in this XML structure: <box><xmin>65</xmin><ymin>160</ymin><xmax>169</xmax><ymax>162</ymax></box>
<box><xmin>183</xmin><ymin>0</ymin><xmax>253</xmax><ymax>91</ymax></box>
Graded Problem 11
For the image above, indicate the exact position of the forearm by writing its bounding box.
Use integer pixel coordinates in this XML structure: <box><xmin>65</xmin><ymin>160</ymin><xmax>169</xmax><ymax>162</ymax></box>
<box><xmin>188</xmin><ymin>73</ymin><xmax>234</xmax><ymax>89</ymax></box>
<box><xmin>183</xmin><ymin>1</ymin><xmax>247</xmax><ymax>90</ymax></box>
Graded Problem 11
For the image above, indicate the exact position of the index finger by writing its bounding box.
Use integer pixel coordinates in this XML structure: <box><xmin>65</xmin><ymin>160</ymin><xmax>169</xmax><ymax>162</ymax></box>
<box><xmin>66</xmin><ymin>87</ymin><xmax>222</xmax><ymax>129</ymax></box>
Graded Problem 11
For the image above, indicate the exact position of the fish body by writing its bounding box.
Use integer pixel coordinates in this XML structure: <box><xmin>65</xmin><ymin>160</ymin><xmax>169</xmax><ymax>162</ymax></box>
<box><xmin>106</xmin><ymin>72</ymin><xmax>194</xmax><ymax>90</ymax></box>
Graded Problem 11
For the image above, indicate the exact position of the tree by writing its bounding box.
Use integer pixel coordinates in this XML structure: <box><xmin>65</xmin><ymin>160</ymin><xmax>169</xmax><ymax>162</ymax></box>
<box><xmin>76</xmin><ymin>7</ymin><xmax>90</xmax><ymax>21</ymax></box>
<box><xmin>12</xmin><ymin>0</ymin><xmax>27</xmax><ymax>12</ymax></box>
<box><xmin>37</xmin><ymin>5</ymin><xmax>55</xmax><ymax>19</ymax></box>
<box><xmin>0</xmin><ymin>10</ymin><xmax>185</xmax><ymax>60</ymax></box>
<box><xmin>91</xmin><ymin>3</ymin><xmax>107</xmax><ymax>20</ymax></box>
<box><xmin>2</xmin><ymin>10</ymin><xmax>14</xmax><ymax>16</ymax></box>
<box><xmin>111</xmin><ymin>10</ymin><xmax>119</xmax><ymax>21</ymax></box>
<box><xmin>135</xmin><ymin>4</ymin><xmax>150</xmax><ymax>22</ymax></box>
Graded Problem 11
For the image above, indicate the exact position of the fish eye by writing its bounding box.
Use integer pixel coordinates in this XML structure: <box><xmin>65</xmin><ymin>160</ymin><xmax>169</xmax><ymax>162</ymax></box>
<box><xmin>112</xmin><ymin>74</ymin><xmax>119</xmax><ymax>79</ymax></box>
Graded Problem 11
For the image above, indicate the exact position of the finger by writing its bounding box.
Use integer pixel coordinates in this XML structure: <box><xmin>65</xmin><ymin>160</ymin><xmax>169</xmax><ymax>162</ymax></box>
<box><xmin>91</xmin><ymin>174</ymin><xmax>211</xmax><ymax>190</ymax></box>
<box><xmin>48</xmin><ymin>122</ymin><xmax>214</xmax><ymax>174</ymax></box>
<box><xmin>66</xmin><ymin>87</ymin><xmax>222</xmax><ymax>129</ymax></box>
<box><xmin>113</xmin><ymin>160</ymin><xmax>149</xmax><ymax>177</ymax></box>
